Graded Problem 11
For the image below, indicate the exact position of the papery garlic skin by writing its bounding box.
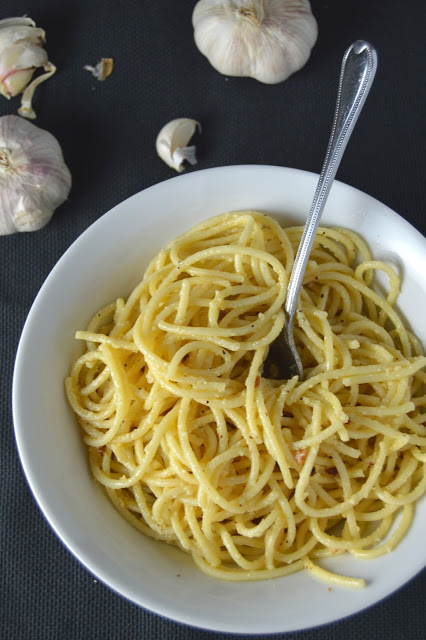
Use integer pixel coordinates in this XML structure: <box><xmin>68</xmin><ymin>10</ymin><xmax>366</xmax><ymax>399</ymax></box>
<box><xmin>0</xmin><ymin>115</ymin><xmax>71</xmax><ymax>235</ymax></box>
<box><xmin>84</xmin><ymin>58</ymin><xmax>114</xmax><ymax>81</ymax></box>
<box><xmin>156</xmin><ymin>118</ymin><xmax>201</xmax><ymax>172</ymax></box>
<box><xmin>192</xmin><ymin>0</ymin><xmax>318</xmax><ymax>84</ymax></box>
<box><xmin>0</xmin><ymin>17</ymin><xmax>56</xmax><ymax>119</ymax></box>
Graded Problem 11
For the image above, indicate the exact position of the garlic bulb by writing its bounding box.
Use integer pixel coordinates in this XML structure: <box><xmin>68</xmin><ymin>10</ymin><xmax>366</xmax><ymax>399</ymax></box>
<box><xmin>192</xmin><ymin>0</ymin><xmax>318</xmax><ymax>84</ymax></box>
<box><xmin>156</xmin><ymin>118</ymin><xmax>201</xmax><ymax>172</ymax></box>
<box><xmin>0</xmin><ymin>16</ymin><xmax>56</xmax><ymax>119</ymax></box>
<box><xmin>0</xmin><ymin>115</ymin><xmax>71</xmax><ymax>235</ymax></box>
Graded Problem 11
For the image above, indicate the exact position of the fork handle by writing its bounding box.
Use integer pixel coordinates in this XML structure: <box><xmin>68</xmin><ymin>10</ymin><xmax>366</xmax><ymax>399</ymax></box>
<box><xmin>284</xmin><ymin>41</ymin><xmax>378</xmax><ymax>326</ymax></box>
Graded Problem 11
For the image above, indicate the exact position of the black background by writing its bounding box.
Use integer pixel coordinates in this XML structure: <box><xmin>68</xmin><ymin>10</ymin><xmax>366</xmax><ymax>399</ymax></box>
<box><xmin>1</xmin><ymin>1</ymin><xmax>425</xmax><ymax>639</ymax></box>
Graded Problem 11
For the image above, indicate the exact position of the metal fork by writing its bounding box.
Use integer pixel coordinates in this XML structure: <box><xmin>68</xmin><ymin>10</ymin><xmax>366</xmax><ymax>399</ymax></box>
<box><xmin>262</xmin><ymin>40</ymin><xmax>378</xmax><ymax>381</ymax></box>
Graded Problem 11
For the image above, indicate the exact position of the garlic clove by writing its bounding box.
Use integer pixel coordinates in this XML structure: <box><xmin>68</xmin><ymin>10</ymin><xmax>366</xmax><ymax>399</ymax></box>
<box><xmin>156</xmin><ymin>118</ymin><xmax>201</xmax><ymax>172</ymax></box>
<box><xmin>0</xmin><ymin>115</ymin><xmax>71</xmax><ymax>235</ymax></box>
<box><xmin>0</xmin><ymin>16</ymin><xmax>37</xmax><ymax>30</ymax></box>
<box><xmin>0</xmin><ymin>24</ymin><xmax>45</xmax><ymax>50</ymax></box>
<box><xmin>2</xmin><ymin>69</ymin><xmax>35</xmax><ymax>98</ymax></box>
<box><xmin>0</xmin><ymin>41</ymin><xmax>48</xmax><ymax>97</ymax></box>
<box><xmin>0</xmin><ymin>16</ymin><xmax>56</xmax><ymax>118</ymax></box>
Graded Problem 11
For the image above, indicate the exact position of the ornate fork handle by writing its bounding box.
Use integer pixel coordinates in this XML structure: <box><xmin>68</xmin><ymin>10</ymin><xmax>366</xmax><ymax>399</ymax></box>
<box><xmin>264</xmin><ymin>40</ymin><xmax>377</xmax><ymax>380</ymax></box>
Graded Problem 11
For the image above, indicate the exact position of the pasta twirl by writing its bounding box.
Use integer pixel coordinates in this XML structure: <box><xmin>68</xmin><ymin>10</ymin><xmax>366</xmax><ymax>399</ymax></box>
<box><xmin>65</xmin><ymin>211</ymin><xmax>426</xmax><ymax>584</ymax></box>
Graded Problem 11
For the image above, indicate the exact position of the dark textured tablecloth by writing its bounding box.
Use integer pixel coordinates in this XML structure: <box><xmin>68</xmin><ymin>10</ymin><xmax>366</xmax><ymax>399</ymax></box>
<box><xmin>1</xmin><ymin>1</ymin><xmax>425</xmax><ymax>638</ymax></box>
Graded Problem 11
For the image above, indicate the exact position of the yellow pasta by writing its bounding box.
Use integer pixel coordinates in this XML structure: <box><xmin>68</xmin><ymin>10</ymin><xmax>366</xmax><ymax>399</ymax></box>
<box><xmin>65</xmin><ymin>211</ymin><xmax>426</xmax><ymax>585</ymax></box>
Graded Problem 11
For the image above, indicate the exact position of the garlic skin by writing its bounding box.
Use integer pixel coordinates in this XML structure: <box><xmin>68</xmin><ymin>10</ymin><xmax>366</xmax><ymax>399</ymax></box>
<box><xmin>192</xmin><ymin>0</ymin><xmax>318</xmax><ymax>84</ymax></box>
<box><xmin>0</xmin><ymin>115</ymin><xmax>71</xmax><ymax>235</ymax></box>
<box><xmin>156</xmin><ymin>118</ymin><xmax>201</xmax><ymax>172</ymax></box>
<box><xmin>0</xmin><ymin>16</ymin><xmax>56</xmax><ymax>119</ymax></box>
<box><xmin>84</xmin><ymin>57</ymin><xmax>114</xmax><ymax>81</ymax></box>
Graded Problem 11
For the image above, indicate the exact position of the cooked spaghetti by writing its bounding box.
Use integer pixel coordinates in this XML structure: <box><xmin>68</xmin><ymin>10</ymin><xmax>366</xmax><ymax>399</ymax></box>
<box><xmin>65</xmin><ymin>211</ymin><xmax>426</xmax><ymax>585</ymax></box>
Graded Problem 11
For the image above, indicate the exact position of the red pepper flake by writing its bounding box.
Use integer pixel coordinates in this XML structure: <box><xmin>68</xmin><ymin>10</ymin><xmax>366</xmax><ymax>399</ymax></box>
<box><xmin>255</xmin><ymin>375</ymin><xmax>261</xmax><ymax>387</ymax></box>
<box><xmin>295</xmin><ymin>449</ymin><xmax>307</xmax><ymax>464</ymax></box>
<box><xmin>326</xmin><ymin>466</ymin><xmax>338</xmax><ymax>476</ymax></box>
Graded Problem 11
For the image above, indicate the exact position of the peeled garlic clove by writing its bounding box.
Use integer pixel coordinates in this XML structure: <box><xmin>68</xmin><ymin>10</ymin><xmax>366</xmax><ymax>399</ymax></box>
<box><xmin>0</xmin><ymin>115</ymin><xmax>71</xmax><ymax>235</ymax></box>
<box><xmin>156</xmin><ymin>118</ymin><xmax>201</xmax><ymax>172</ymax></box>
<box><xmin>0</xmin><ymin>16</ymin><xmax>56</xmax><ymax>118</ymax></box>
<box><xmin>192</xmin><ymin>0</ymin><xmax>318</xmax><ymax>84</ymax></box>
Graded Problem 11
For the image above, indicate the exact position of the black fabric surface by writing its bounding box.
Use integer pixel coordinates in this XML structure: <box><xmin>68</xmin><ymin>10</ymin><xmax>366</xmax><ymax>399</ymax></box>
<box><xmin>1</xmin><ymin>1</ymin><xmax>425</xmax><ymax>638</ymax></box>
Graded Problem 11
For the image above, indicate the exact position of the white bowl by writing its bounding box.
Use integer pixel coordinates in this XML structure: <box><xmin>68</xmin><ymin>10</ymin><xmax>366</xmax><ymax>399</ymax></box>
<box><xmin>13</xmin><ymin>166</ymin><xmax>426</xmax><ymax>634</ymax></box>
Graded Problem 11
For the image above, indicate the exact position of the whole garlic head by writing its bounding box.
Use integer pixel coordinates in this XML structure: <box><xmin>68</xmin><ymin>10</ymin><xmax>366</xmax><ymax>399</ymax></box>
<box><xmin>0</xmin><ymin>115</ymin><xmax>71</xmax><ymax>235</ymax></box>
<box><xmin>192</xmin><ymin>0</ymin><xmax>318</xmax><ymax>84</ymax></box>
